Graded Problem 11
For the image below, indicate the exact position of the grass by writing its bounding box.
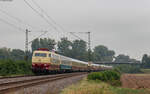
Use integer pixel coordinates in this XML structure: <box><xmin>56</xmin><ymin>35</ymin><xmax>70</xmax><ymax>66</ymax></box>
<box><xmin>110</xmin><ymin>86</ymin><xmax>150</xmax><ymax>94</ymax></box>
<box><xmin>61</xmin><ymin>78</ymin><xmax>113</xmax><ymax>94</ymax></box>
<box><xmin>141</xmin><ymin>69</ymin><xmax>150</xmax><ymax>74</ymax></box>
<box><xmin>128</xmin><ymin>74</ymin><xmax>150</xmax><ymax>76</ymax></box>
<box><xmin>61</xmin><ymin>78</ymin><xmax>150</xmax><ymax>94</ymax></box>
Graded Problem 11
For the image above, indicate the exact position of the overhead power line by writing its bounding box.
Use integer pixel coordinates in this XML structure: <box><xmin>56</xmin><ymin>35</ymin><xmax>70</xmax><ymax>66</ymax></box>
<box><xmin>28</xmin><ymin>0</ymin><xmax>83</xmax><ymax>40</ymax></box>
<box><xmin>31</xmin><ymin>0</ymin><xmax>59</xmax><ymax>27</ymax></box>
<box><xmin>0</xmin><ymin>18</ymin><xmax>25</xmax><ymax>32</ymax></box>
<box><xmin>24</xmin><ymin>0</ymin><xmax>60</xmax><ymax>32</ymax></box>
<box><xmin>70</xmin><ymin>32</ymin><xmax>86</xmax><ymax>41</ymax></box>
<box><xmin>28</xmin><ymin>31</ymin><xmax>48</xmax><ymax>44</ymax></box>
<box><xmin>70</xmin><ymin>32</ymin><xmax>92</xmax><ymax>61</ymax></box>
<box><xmin>31</xmin><ymin>0</ymin><xmax>64</xmax><ymax>32</ymax></box>
<box><xmin>0</xmin><ymin>8</ymin><xmax>42</xmax><ymax>32</ymax></box>
<box><xmin>69</xmin><ymin>32</ymin><xmax>91</xmax><ymax>46</ymax></box>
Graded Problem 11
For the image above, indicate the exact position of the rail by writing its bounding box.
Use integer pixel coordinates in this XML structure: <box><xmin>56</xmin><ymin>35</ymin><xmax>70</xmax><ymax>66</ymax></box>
<box><xmin>0</xmin><ymin>72</ymin><xmax>87</xmax><ymax>93</ymax></box>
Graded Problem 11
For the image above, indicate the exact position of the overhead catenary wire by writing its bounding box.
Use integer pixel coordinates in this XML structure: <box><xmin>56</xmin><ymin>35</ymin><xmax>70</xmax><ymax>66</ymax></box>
<box><xmin>0</xmin><ymin>4</ymin><xmax>53</xmax><ymax>53</ymax></box>
<box><xmin>28</xmin><ymin>31</ymin><xmax>48</xmax><ymax>44</ymax></box>
<box><xmin>31</xmin><ymin>0</ymin><xmax>61</xmax><ymax>28</ymax></box>
<box><xmin>0</xmin><ymin>8</ymin><xmax>47</xmax><ymax>33</ymax></box>
<box><xmin>24</xmin><ymin>0</ymin><xmax>57</xmax><ymax>43</ymax></box>
<box><xmin>0</xmin><ymin>17</ymin><xmax>51</xmax><ymax>51</ymax></box>
<box><xmin>24</xmin><ymin>0</ymin><xmax>61</xmax><ymax>33</ymax></box>
<box><xmin>0</xmin><ymin>8</ymin><xmax>37</xmax><ymax>30</ymax></box>
<box><xmin>31</xmin><ymin>0</ymin><xmax>66</xmax><ymax>33</ymax></box>
<box><xmin>0</xmin><ymin>8</ymin><xmax>49</xmax><ymax>36</ymax></box>
<box><xmin>70</xmin><ymin>32</ymin><xmax>87</xmax><ymax>43</ymax></box>
<box><xmin>30</xmin><ymin>0</ymin><xmax>84</xmax><ymax>40</ymax></box>
<box><xmin>0</xmin><ymin>9</ymin><xmax>49</xmax><ymax>44</ymax></box>
<box><xmin>0</xmin><ymin>17</ymin><xmax>25</xmax><ymax>32</ymax></box>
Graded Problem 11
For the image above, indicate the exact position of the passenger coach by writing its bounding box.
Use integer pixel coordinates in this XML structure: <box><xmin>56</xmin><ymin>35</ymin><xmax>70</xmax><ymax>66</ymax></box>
<box><xmin>32</xmin><ymin>48</ymin><xmax>90</xmax><ymax>73</ymax></box>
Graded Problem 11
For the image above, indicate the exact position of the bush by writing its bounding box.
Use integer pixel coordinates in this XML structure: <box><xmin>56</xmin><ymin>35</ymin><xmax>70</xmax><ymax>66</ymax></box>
<box><xmin>87</xmin><ymin>72</ymin><xmax>102</xmax><ymax>80</ymax></box>
<box><xmin>88</xmin><ymin>70</ymin><xmax>121</xmax><ymax>86</ymax></box>
<box><xmin>88</xmin><ymin>70</ymin><xmax>120</xmax><ymax>81</ymax></box>
<box><xmin>103</xmin><ymin>71</ymin><xmax>120</xmax><ymax>81</ymax></box>
<box><xmin>0</xmin><ymin>60</ymin><xmax>19</xmax><ymax>75</ymax></box>
<box><xmin>16</xmin><ymin>61</ymin><xmax>32</xmax><ymax>74</ymax></box>
<box><xmin>0</xmin><ymin>60</ymin><xmax>32</xmax><ymax>76</ymax></box>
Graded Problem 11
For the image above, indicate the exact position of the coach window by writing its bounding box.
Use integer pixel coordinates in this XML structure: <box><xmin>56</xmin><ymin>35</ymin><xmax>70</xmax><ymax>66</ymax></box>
<box><xmin>49</xmin><ymin>53</ymin><xmax>51</xmax><ymax>57</ymax></box>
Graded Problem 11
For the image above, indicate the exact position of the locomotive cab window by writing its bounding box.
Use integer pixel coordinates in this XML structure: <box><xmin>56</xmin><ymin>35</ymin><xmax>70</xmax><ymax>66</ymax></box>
<box><xmin>34</xmin><ymin>53</ymin><xmax>47</xmax><ymax>57</ymax></box>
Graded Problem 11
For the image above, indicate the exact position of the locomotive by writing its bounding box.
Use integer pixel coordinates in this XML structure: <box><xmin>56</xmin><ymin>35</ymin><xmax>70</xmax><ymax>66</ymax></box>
<box><xmin>32</xmin><ymin>48</ymin><xmax>112</xmax><ymax>74</ymax></box>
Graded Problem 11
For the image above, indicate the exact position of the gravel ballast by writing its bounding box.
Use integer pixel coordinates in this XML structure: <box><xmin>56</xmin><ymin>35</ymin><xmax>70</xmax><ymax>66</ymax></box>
<box><xmin>6</xmin><ymin>74</ymin><xmax>87</xmax><ymax>94</ymax></box>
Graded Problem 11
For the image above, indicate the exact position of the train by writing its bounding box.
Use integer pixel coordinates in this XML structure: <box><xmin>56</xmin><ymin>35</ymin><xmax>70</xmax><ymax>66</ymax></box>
<box><xmin>32</xmin><ymin>48</ymin><xmax>112</xmax><ymax>74</ymax></box>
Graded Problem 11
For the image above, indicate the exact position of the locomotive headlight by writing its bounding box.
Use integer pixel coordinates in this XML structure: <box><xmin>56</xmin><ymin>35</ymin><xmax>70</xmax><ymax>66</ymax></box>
<box><xmin>32</xmin><ymin>63</ymin><xmax>35</xmax><ymax>66</ymax></box>
<box><xmin>44</xmin><ymin>64</ymin><xmax>47</xmax><ymax>66</ymax></box>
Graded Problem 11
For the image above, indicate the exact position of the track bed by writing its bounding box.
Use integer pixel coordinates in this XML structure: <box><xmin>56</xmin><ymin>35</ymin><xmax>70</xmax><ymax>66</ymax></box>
<box><xmin>0</xmin><ymin>72</ymin><xmax>87</xmax><ymax>94</ymax></box>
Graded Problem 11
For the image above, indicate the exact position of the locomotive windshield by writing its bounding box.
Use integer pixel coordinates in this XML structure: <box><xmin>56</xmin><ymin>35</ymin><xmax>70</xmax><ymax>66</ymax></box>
<box><xmin>34</xmin><ymin>53</ymin><xmax>47</xmax><ymax>57</ymax></box>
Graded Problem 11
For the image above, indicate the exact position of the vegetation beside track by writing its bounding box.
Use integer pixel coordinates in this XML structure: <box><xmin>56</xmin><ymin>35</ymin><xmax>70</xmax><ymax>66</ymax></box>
<box><xmin>141</xmin><ymin>69</ymin><xmax>150</xmax><ymax>74</ymax></box>
<box><xmin>114</xmin><ymin>64</ymin><xmax>142</xmax><ymax>74</ymax></box>
<box><xmin>88</xmin><ymin>70</ymin><xmax>121</xmax><ymax>86</ymax></box>
<box><xmin>0</xmin><ymin>60</ymin><xmax>33</xmax><ymax>76</ymax></box>
<box><xmin>114</xmin><ymin>65</ymin><xmax>150</xmax><ymax>74</ymax></box>
<box><xmin>61</xmin><ymin>70</ymin><xmax>150</xmax><ymax>94</ymax></box>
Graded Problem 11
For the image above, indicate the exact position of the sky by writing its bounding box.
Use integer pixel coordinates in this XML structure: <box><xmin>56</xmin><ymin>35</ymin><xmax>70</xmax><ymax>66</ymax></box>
<box><xmin>0</xmin><ymin>0</ymin><xmax>150</xmax><ymax>60</ymax></box>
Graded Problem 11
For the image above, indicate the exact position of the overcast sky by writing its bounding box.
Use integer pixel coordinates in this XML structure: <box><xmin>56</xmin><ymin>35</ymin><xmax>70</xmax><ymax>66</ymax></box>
<box><xmin>0</xmin><ymin>0</ymin><xmax>150</xmax><ymax>60</ymax></box>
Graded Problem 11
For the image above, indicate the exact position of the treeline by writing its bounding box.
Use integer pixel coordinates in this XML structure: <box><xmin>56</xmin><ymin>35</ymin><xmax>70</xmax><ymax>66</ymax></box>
<box><xmin>0</xmin><ymin>37</ymin><xmax>115</xmax><ymax>62</ymax></box>
<box><xmin>0</xmin><ymin>37</ymin><xmax>140</xmax><ymax>63</ymax></box>
<box><xmin>31</xmin><ymin>37</ymin><xmax>115</xmax><ymax>62</ymax></box>
<box><xmin>31</xmin><ymin>37</ymin><xmax>140</xmax><ymax>63</ymax></box>
<box><xmin>0</xmin><ymin>48</ymin><xmax>26</xmax><ymax>60</ymax></box>
<box><xmin>141</xmin><ymin>54</ymin><xmax>150</xmax><ymax>68</ymax></box>
<box><xmin>114</xmin><ymin>54</ymin><xmax>140</xmax><ymax>63</ymax></box>
<box><xmin>114</xmin><ymin>64</ymin><xmax>142</xmax><ymax>74</ymax></box>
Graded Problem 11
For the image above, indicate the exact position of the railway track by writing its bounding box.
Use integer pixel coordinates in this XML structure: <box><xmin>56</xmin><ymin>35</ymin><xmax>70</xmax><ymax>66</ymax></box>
<box><xmin>0</xmin><ymin>72</ymin><xmax>87</xmax><ymax>93</ymax></box>
<box><xmin>0</xmin><ymin>75</ymin><xmax>34</xmax><ymax>80</ymax></box>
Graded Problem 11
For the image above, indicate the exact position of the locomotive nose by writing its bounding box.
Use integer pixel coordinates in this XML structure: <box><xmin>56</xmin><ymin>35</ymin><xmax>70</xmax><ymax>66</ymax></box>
<box><xmin>32</xmin><ymin>63</ymin><xmax>35</xmax><ymax>67</ymax></box>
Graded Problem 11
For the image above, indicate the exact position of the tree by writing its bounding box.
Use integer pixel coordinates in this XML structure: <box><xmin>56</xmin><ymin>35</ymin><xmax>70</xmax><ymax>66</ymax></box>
<box><xmin>39</xmin><ymin>38</ymin><xmax>56</xmax><ymax>50</ymax></box>
<box><xmin>10</xmin><ymin>49</ymin><xmax>25</xmax><ymax>60</ymax></box>
<box><xmin>31</xmin><ymin>38</ymin><xmax>56</xmax><ymax>52</ymax></box>
<box><xmin>141</xmin><ymin>54</ymin><xmax>150</xmax><ymax>68</ymax></box>
<box><xmin>57</xmin><ymin>37</ymin><xmax>72</xmax><ymax>57</ymax></box>
<box><xmin>71</xmin><ymin>40</ymin><xmax>88</xmax><ymax>61</ymax></box>
<box><xmin>114</xmin><ymin>54</ymin><xmax>140</xmax><ymax>63</ymax></box>
<box><xmin>0</xmin><ymin>47</ymin><xmax>11</xmax><ymax>59</ymax></box>
<box><xmin>93</xmin><ymin>45</ymin><xmax>115</xmax><ymax>62</ymax></box>
<box><xmin>142</xmin><ymin>54</ymin><xmax>148</xmax><ymax>64</ymax></box>
<box><xmin>114</xmin><ymin>54</ymin><xmax>130</xmax><ymax>63</ymax></box>
<box><xmin>47</xmin><ymin>38</ymin><xmax>56</xmax><ymax>50</ymax></box>
<box><xmin>31</xmin><ymin>38</ymin><xmax>40</xmax><ymax>52</ymax></box>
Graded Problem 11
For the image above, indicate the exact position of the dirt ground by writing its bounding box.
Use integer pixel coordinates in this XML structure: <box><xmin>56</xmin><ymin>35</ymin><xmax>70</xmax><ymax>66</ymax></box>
<box><xmin>121</xmin><ymin>74</ymin><xmax>150</xmax><ymax>89</ymax></box>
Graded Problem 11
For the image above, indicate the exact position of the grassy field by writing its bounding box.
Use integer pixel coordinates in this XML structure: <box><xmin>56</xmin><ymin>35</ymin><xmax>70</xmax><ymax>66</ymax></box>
<box><xmin>141</xmin><ymin>69</ymin><xmax>150</xmax><ymax>74</ymax></box>
<box><xmin>61</xmin><ymin>78</ymin><xmax>150</xmax><ymax>94</ymax></box>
